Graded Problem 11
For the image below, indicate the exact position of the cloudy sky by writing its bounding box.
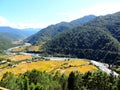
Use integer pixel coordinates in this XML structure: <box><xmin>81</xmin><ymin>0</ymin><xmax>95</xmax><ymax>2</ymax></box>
<box><xmin>0</xmin><ymin>0</ymin><xmax>120</xmax><ymax>29</ymax></box>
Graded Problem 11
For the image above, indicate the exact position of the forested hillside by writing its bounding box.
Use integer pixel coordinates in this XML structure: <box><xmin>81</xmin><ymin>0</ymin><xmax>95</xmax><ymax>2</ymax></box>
<box><xmin>27</xmin><ymin>15</ymin><xmax>96</xmax><ymax>45</ymax></box>
<box><xmin>43</xmin><ymin>12</ymin><xmax>120</xmax><ymax>64</ymax></box>
<box><xmin>85</xmin><ymin>12</ymin><xmax>120</xmax><ymax>42</ymax></box>
<box><xmin>0</xmin><ymin>36</ymin><xmax>13</xmax><ymax>53</ymax></box>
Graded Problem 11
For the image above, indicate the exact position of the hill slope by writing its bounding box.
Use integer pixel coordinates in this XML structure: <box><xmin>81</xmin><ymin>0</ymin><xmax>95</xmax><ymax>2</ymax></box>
<box><xmin>0</xmin><ymin>27</ymin><xmax>40</xmax><ymax>41</ymax></box>
<box><xmin>86</xmin><ymin>12</ymin><xmax>120</xmax><ymax>42</ymax></box>
<box><xmin>20</xmin><ymin>28</ymin><xmax>40</xmax><ymax>37</ymax></box>
<box><xmin>27</xmin><ymin>15</ymin><xmax>96</xmax><ymax>45</ymax></box>
<box><xmin>0</xmin><ymin>27</ymin><xmax>39</xmax><ymax>53</ymax></box>
<box><xmin>0</xmin><ymin>35</ymin><xmax>13</xmax><ymax>53</ymax></box>
<box><xmin>0</xmin><ymin>26</ymin><xmax>26</xmax><ymax>41</ymax></box>
<box><xmin>43</xmin><ymin>11</ymin><xmax>120</xmax><ymax>64</ymax></box>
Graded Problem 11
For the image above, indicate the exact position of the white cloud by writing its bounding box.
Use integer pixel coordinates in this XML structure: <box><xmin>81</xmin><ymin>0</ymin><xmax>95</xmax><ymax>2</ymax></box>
<box><xmin>0</xmin><ymin>16</ymin><xmax>9</xmax><ymax>26</ymax></box>
<box><xmin>57</xmin><ymin>2</ymin><xmax>120</xmax><ymax>22</ymax></box>
<box><xmin>10</xmin><ymin>22</ymin><xmax>50</xmax><ymax>29</ymax></box>
<box><xmin>81</xmin><ymin>3</ymin><xmax>120</xmax><ymax>16</ymax></box>
<box><xmin>0</xmin><ymin>16</ymin><xmax>50</xmax><ymax>29</ymax></box>
<box><xmin>0</xmin><ymin>2</ymin><xmax>120</xmax><ymax>29</ymax></box>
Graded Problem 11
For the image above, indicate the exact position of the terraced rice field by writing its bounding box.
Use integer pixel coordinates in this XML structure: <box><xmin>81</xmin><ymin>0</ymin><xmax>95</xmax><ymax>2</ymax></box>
<box><xmin>0</xmin><ymin>55</ymin><xmax>32</xmax><ymax>61</ymax></box>
<box><xmin>27</xmin><ymin>46</ymin><xmax>39</xmax><ymax>52</ymax></box>
<box><xmin>8</xmin><ymin>55</ymin><xmax>32</xmax><ymax>61</ymax></box>
<box><xmin>0</xmin><ymin>59</ymin><xmax>98</xmax><ymax>77</ymax></box>
<box><xmin>10</xmin><ymin>46</ymin><xmax>26</xmax><ymax>52</ymax></box>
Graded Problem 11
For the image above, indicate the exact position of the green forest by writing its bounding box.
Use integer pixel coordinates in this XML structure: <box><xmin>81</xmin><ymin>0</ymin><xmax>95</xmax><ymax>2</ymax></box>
<box><xmin>27</xmin><ymin>15</ymin><xmax>96</xmax><ymax>45</ymax></box>
<box><xmin>0</xmin><ymin>69</ymin><xmax>120</xmax><ymax>90</ymax></box>
<box><xmin>0</xmin><ymin>35</ymin><xmax>13</xmax><ymax>53</ymax></box>
<box><xmin>41</xmin><ymin>12</ymin><xmax>120</xmax><ymax>64</ymax></box>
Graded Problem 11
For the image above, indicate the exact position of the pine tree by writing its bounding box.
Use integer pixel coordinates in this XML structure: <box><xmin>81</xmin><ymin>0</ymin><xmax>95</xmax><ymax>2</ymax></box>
<box><xmin>68</xmin><ymin>72</ymin><xmax>75</xmax><ymax>90</ymax></box>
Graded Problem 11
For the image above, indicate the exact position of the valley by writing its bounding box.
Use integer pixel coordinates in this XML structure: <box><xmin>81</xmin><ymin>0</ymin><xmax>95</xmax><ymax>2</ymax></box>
<box><xmin>0</xmin><ymin>42</ymin><xmax>118</xmax><ymax>78</ymax></box>
<box><xmin>1</xmin><ymin>11</ymin><xmax>120</xmax><ymax>79</ymax></box>
<box><xmin>0</xmin><ymin>42</ymin><xmax>119</xmax><ymax>90</ymax></box>
<box><xmin>1</xmin><ymin>0</ymin><xmax>120</xmax><ymax>89</ymax></box>
<box><xmin>0</xmin><ymin>9</ymin><xmax>120</xmax><ymax>89</ymax></box>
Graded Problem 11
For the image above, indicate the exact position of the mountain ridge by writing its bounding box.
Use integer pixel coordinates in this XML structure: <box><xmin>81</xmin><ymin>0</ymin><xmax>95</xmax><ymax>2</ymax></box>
<box><xmin>42</xmin><ymin>11</ymin><xmax>120</xmax><ymax>64</ymax></box>
<box><xmin>0</xmin><ymin>26</ymin><xmax>40</xmax><ymax>41</ymax></box>
<box><xmin>26</xmin><ymin>15</ymin><xmax>96</xmax><ymax>45</ymax></box>
<box><xmin>0</xmin><ymin>26</ymin><xmax>40</xmax><ymax>53</ymax></box>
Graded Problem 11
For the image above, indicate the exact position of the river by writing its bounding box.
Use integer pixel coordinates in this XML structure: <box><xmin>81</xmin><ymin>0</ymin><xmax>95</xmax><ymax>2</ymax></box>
<box><xmin>4</xmin><ymin>43</ymin><xmax>119</xmax><ymax>76</ymax></box>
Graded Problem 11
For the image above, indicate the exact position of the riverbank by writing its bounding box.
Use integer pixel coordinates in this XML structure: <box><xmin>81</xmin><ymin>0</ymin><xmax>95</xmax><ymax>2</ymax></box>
<box><xmin>3</xmin><ymin>43</ymin><xmax>119</xmax><ymax>76</ymax></box>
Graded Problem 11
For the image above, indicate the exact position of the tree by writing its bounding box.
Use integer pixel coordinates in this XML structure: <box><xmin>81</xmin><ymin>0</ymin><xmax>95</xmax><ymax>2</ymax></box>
<box><xmin>68</xmin><ymin>72</ymin><xmax>75</xmax><ymax>90</ymax></box>
<box><xmin>16</xmin><ymin>75</ymin><xmax>25</xmax><ymax>90</ymax></box>
<box><xmin>74</xmin><ymin>72</ymin><xmax>84</xmax><ymax>90</ymax></box>
<box><xmin>59</xmin><ymin>74</ymin><xmax>68</xmax><ymax>90</ymax></box>
<box><xmin>116</xmin><ymin>76</ymin><xmax>120</xmax><ymax>90</ymax></box>
<box><xmin>82</xmin><ymin>71</ymin><xmax>92</xmax><ymax>89</ymax></box>
<box><xmin>88</xmin><ymin>71</ymin><xmax>111</xmax><ymax>90</ymax></box>
<box><xmin>24</xmin><ymin>77</ymin><xmax>30</xmax><ymax>90</ymax></box>
<box><xmin>0</xmin><ymin>72</ymin><xmax>19</xmax><ymax>90</ymax></box>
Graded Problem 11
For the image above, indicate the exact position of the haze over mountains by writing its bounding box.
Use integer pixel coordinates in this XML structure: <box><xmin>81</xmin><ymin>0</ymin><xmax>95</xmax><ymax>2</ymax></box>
<box><xmin>0</xmin><ymin>26</ymin><xmax>40</xmax><ymax>52</ymax></box>
<box><xmin>0</xmin><ymin>27</ymin><xmax>40</xmax><ymax>41</ymax></box>
<box><xmin>0</xmin><ymin>15</ymin><xmax>96</xmax><ymax>53</ymax></box>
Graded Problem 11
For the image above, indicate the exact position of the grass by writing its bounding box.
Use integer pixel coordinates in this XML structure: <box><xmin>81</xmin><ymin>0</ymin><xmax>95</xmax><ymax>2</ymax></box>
<box><xmin>0</xmin><ymin>59</ymin><xmax>98</xmax><ymax>78</ymax></box>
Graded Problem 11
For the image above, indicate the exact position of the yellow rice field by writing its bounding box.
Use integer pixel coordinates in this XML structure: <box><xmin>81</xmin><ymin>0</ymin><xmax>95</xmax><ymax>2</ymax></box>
<box><xmin>0</xmin><ymin>59</ymin><xmax>98</xmax><ymax>77</ymax></box>
<box><xmin>27</xmin><ymin>46</ymin><xmax>39</xmax><ymax>52</ymax></box>
<box><xmin>0</xmin><ymin>55</ymin><xmax>32</xmax><ymax>61</ymax></box>
<box><xmin>8</xmin><ymin>55</ymin><xmax>32</xmax><ymax>61</ymax></box>
<box><xmin>11</xmin><ymin>46</ymin><xmax>26</xmax><ymax>52</ymax></box>
<box><xmin>116</xmin><ymin>67</ymin><xmax>120</xmax><ymax>71</ymax></box>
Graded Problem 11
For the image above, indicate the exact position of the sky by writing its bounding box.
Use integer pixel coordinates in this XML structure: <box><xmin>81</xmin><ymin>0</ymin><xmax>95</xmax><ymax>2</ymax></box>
<box><xmin>0</xmin><ymin>0</ymin><xmax>120</xmax><ymax>29</ymax></box>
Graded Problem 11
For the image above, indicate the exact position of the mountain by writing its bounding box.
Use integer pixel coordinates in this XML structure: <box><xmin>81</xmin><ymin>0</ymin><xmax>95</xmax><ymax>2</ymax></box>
<box><xmin>0</xmin><ymin>27</ymin><xmax>40</xmax><ymax>41</ymax></box>
<box><xmin>43</xmin><ymin>11</ymin><xmax>120</xmax><ymax>64</ymax></box>
<box><xmin>20</xmin><ymin>28</ymin><xmax>40</xmax><ymax>37</ymax></box>
<box><xmin>0</xmin><ymin>26</ymin><xmax>26</xmax><ymax>41</ymax></box>
<box><xmin>70</xmin><ymin>15</ymin><xmax>96</xmax><ymax>27</ymax></box>
<box><xmin>85</xmin><ymin>12</ymin><xmax>120</xmax><ymax>42</ymax></box>
<box><xmin>26</xmin><ymin>15</ymin><xmax>96</xmax><ymax>45</ymax></box>
<box><xmin>0</xmin><ymin>27</ymin><xmax>40</xmax><ymax>53</ymax></box>
<box><xmin>0</xmin><ymin>34</ymin><xmax>13</xmax><ymax>53</ymax></box>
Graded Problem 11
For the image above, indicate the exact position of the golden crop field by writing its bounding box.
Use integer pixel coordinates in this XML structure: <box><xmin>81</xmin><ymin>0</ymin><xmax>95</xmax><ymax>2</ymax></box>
<box><xmin>0</xmin><ymin>59</ymin><xmax>98</xmax><ymax>77</ymax></box>
<box><xmin>27</xmin><ymin>46</ymin><xmax>39</xmax><ymax>52</ymax></box>
<box><xmin>0</xmin><ymin>55</ymin><xmax>32</xmax><ymax>61</ymax></box>
<box><xmin>10</xmin><ymin>45</ymin><xmax>41</xmax><ymax>52</ymax></box>
<box><xmin>0</xmin><ymin>55</ymin><xmax>10</xmax><ymax>59</ymax></box>
<box><xmin>116</xmin><ymin>67</ymin><xmax>120</xmax><ymax>71</ymax></box>
<box><xmin>8</xmin><ymin>55</ymin><xmax>32</xmax><ymax>61</ymax></box>
<box><xmin>11</xmin><ymin>46</ymin><xmax>26</xmax><ymax>52</ymax></box>
<box><xmin>0</xmin><ymin>63</ymin><xmax>8</xmax><ymax>69</ymax></box>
